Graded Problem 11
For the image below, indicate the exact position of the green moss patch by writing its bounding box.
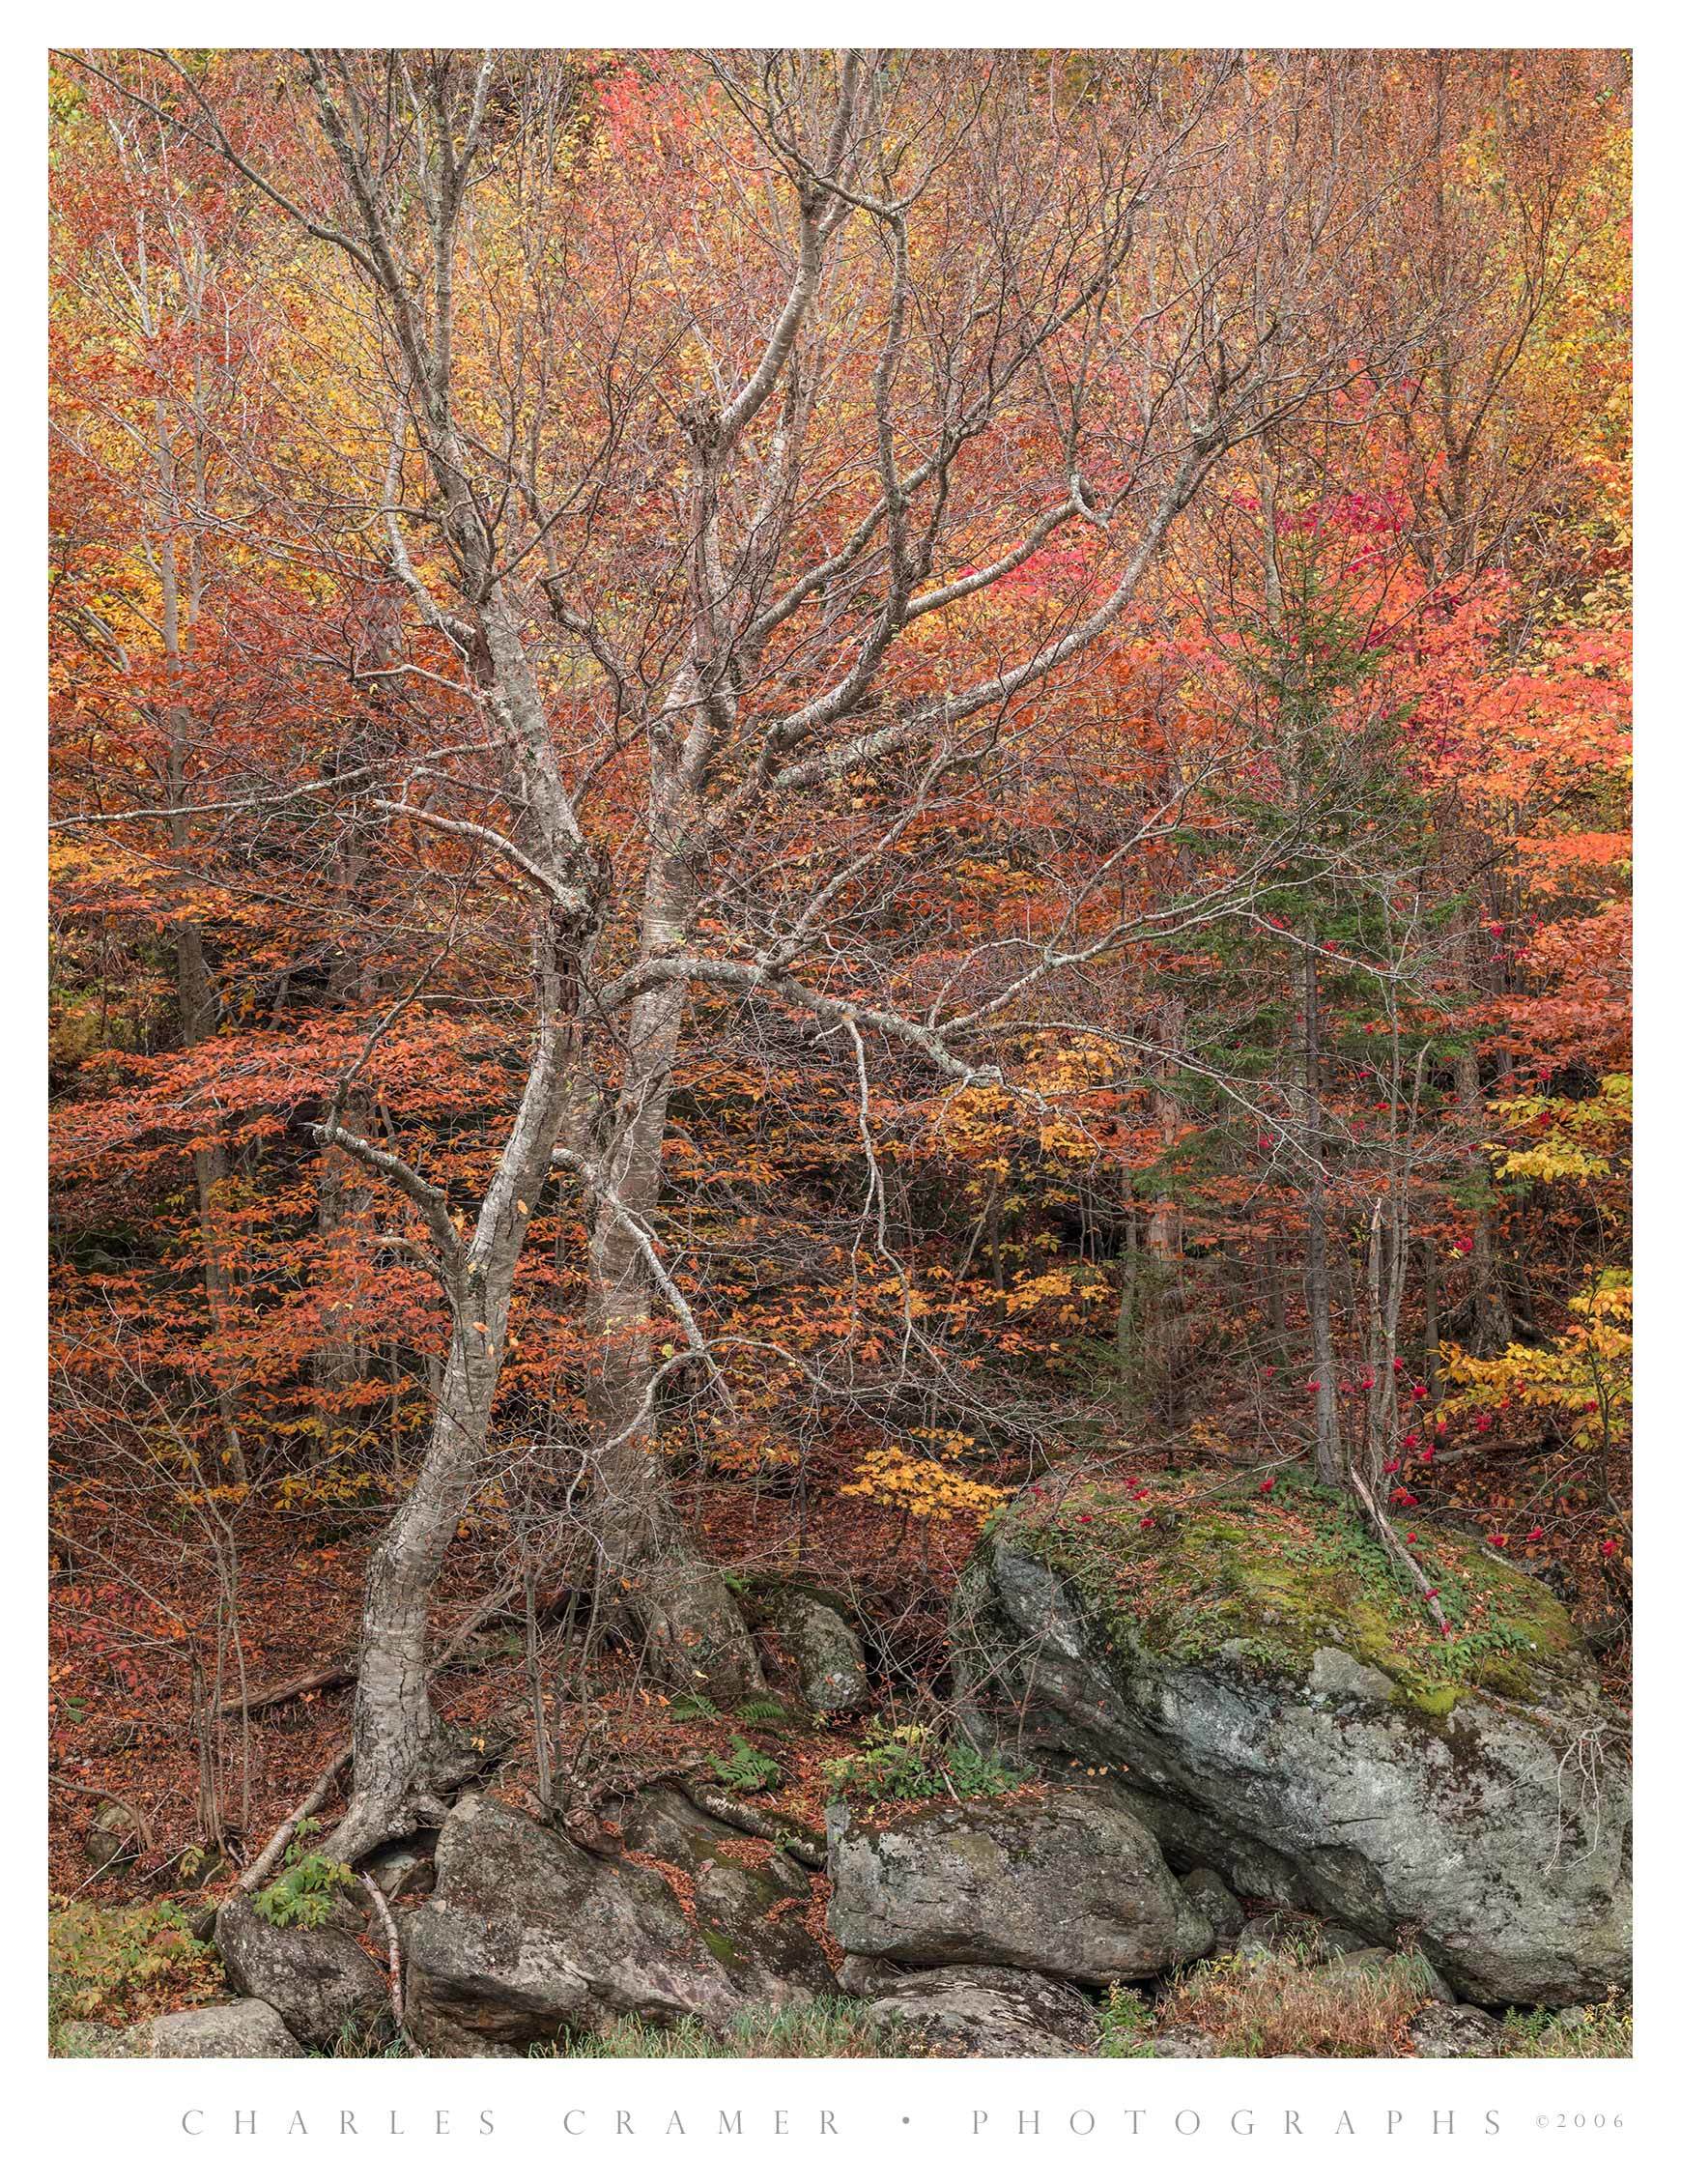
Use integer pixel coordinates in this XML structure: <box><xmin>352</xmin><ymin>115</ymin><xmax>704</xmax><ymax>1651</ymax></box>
<box><xmin>699</xmin><ymin>1926</ymin><xmax>747</xmax><ymax>1968</ymax></box>
<box><xmin>989</xmin><ymin>1467</ymin><xmax>1581</xmax><ymax>1715</ymax></box>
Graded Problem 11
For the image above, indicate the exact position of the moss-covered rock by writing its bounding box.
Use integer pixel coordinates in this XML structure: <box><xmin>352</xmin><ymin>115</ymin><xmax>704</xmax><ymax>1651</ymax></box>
<box><xmin>985</xmin><ymin>1467</ymin><xmax>1582</xmax><ymax>1709</ymax></box>
<box><xmin>952</xmin><ymin>1468</ymin><xmax>1631</xmax><ymax>2006</ymax></box>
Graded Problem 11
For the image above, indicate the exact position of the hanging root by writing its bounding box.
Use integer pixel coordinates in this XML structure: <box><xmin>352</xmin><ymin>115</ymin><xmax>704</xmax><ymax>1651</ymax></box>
<box><xmin>356</xmin><ymin>1866</ymin><xmax>418</xmax><ymax>2053</ymax></box>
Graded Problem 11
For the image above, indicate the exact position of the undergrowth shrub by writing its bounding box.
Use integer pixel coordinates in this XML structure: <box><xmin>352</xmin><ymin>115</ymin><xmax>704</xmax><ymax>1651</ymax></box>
<box><xmin>1500</xmin><ymin>1996</ymin><xmax>1632</xmax><ymax>2058</ymax></box>
<box><xmin>253</xmin><ymin>1817</ymin><xmax>356</xmax><ymax>1930</ymax></box>
<box><xmin>1097</xmin><ymin>1984</ymin><xmax>1156</xmax><ymax>2056</ymax></box>
<box><xmin>48</xmin><ymin>1896</ymin><xmax>222</xmax><ymax>2034</ymax></box>
<box><xmin>1104</xmin><ymin>1941</ymin><xmax>1444</xmax><ymax>2058</ymax></box>
<box><xmin>821</xmin><ymin>1718</ymin><xmax>1023</xmax><ymax>1802</ymax></box>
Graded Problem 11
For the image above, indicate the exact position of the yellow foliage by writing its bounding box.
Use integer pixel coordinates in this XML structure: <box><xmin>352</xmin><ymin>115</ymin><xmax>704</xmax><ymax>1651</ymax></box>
<box><xmin>272</xmin><ymin>1465</ymin><xmax>376</xmax><ymax>1511</ymax></box>
<box><xmin>1439</xmin><ymin>1266</ymin><xmax>1630</xmax><ymax>1448</ymax></box>
<box><xmin>708</xmin><ymin>1435</ymin><xmax>802</xmax><ymax>1478</ymax></box>
<box><xmin>839</xmin><ymin>1448</ymin><xmax>1008</xmax><ymax>1521</ymax></box>
<box><xmin>1490</xmin><ymin>1075</ymin><xmax>1630</xmax><ymax>1184</ymax></box>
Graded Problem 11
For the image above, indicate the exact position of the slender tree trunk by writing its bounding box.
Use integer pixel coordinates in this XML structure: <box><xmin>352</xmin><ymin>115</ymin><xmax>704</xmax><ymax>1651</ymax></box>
<box><xmin>1423</xmin><ymin>1235</ymin><xmax>1441</xmax><ymax>1397</ymax></box>
<box><xmin>1265</xmin><ymin>1233</ymin><xmax>1289</xmax><ymax>1361</ymax></box>
<box><xmin>328</xmin><ymin>930</ymin><xmax>583</xmax><ymax>1859</ymax></box>
<box><xmin>314</xmin><ymin>1114</ymin><xmax>373</xmax><ymax>1438</ymax></box>
<box><xmin>1455</xmin><ymin>1053</ymin><xmax>1511</xmax><ymax>1352</ymax></box>
<box><xmin>1301</xmin><ymin>939</ymin><xmax>1343</xmax><ymax>1487</ymax></box>
<box><xmin>1451</xmin><ymin>918</ymin><xmax>1512</xmax><ymax>1358</ymax></box>
<box><xmin>315</xmin><ymin>805</ymin><xmax>380</xmax><ymax>1438</ymax></box>
<box><xmin>158</xmin><ymin>422</ymin><xmax>245</xmax><ymax>1484</ymax></box>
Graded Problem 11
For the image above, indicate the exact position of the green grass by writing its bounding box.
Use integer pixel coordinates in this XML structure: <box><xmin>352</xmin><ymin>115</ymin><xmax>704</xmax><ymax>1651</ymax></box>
<box><xmin>534</xmin><ymin>2000</ymin><xmax>910</xmax><ymax>2058</ymax></box>
<box><xmin>1500</xmin><ymin>1996</ymin><xmax>1633</xmax><ymax>2057</ymax></box>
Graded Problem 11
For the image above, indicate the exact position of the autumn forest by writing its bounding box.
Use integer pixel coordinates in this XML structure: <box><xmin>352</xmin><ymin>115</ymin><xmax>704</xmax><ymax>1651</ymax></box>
<box><xmin>47</xmin><ymin>48</ymin><xmax>1633</xmax><ymax>2060</ymax></box>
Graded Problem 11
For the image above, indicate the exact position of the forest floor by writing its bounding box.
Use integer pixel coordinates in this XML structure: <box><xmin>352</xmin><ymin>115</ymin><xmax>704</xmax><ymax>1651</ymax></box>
<box><xmin>47</xmin><ymin>1431</ymin><xmax>1631</xmax><ymax>2058</ymax></box>
<box><xmin>48</xmin><ymin>1449</ymin><xmax>994</xmax><ymax>1908</ymax></box>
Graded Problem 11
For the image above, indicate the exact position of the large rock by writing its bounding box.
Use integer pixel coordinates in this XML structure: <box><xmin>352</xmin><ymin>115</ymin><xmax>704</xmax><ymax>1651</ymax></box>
<box><xmin>61</xmin><ymin>1997</ymin><xmax>306</xmax><ymax>2059</ymax></box>
<box><xmin>953</xmin><ymin>1474</ymin><xmax>1632</xmax><ymax>2006</ymax></box>
<box><xmin>1180</xmin><ymin>1865</ymin><xmax>1244</xmax><ymax>1941</ymax></box>
<box><xmin>860</xmin><ymin>1965</ymin><xmax>1098</xmax><ymax>2056</ymax></box>
<box><xmin>825</xmin><ymin>1783</ymin><xmax>1212</xmax><ymax>1984</ymax></box>
<box><xmin>147</xmin><ymin>1999</ymin><xmax>305</xmax><ymax>2058</ymax></box>
<box><xmin>215</xmin><ymin>1892</ymin><xmax>388</xmax><ymax>2051</ymax></box>
<box><xmin>404</xmin><ymin>1788</ymin><xmax>835</xmax><ymax>2055</ymax></box>
<box><xmin>1409</xmin><ymin>2002</ymin><xmax>1504</xmax><ymax>2057</ymax></box>
<box><xmin>84</xmin><ymin>1801</ymin><xmax>139</xmax><ymax>1877</ymax></box>
<box><xmin>765</xmin><ymin>1594</ymin><xmax>870</xmax><ymax>1713</ymax></box>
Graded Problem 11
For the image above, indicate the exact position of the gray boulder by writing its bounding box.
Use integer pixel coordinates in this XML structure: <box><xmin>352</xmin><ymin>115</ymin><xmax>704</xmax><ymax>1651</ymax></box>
<box><xmin>146</xmin><ymin>1999</ymin><xmax>305</xmax><ymax>2058</ymax></box>
<box><xmin>1180</xmin><ymin>1865</ymin><xmax>1244</xmax><ymax>1941</ymax></box>
<box><xmin>84</xmin><ymin>1801</ymin><xmax>139</xmax><ymax>1877</ymax></box>
<box><xmin>861</xmin><ymin>1965</ymin><xmax>1098</xmax><ymax>2056</ymax></box>
<box><xmin>764</xmin><ymin>1594</ymin><xmax>869</xmax><ymax>1713</ymax></box>
<box><xmin>953</xmin><ymin>1480</ymin><xmax>1631</xmax><ymax>2005</ymax></box>
<box><xmin>1409</xmin><ymin>2002</ymin><xmax>1504</xmax><ymax>2057</ymax></box>
<box><xmin>404</xmin><ymin>1788</ymin><xmax>835</xmax><ymax>2055</ymax></box>
<box><xmin>215</xmin><ymin>1892</ymin><xmax>388</xmax><ymax>2051</ymax></box>
<box><xmin>826</xmin><ymin>1783</ymin><xmax>1212</xmax><ymax>1984</ymax></box>
<box><xmin>1150</xmin><ymin>2028</ymin><xmax>1222</xmax><ymax>2056</ymax></box>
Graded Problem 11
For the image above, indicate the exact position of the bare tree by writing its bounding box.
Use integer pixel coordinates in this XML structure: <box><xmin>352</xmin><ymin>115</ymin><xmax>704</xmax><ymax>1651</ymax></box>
<box><xmin>60</xmin><ymin>45</ymin><xmax>1411</xmax><ymax>1857</ymax></box>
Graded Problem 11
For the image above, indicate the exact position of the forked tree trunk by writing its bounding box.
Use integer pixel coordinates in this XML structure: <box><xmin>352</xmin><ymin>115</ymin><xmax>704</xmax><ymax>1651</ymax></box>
<box><xmin>332</xmin><ymin>1328</ymin><xmax>499</xmax><ymax>1857</ymax></box>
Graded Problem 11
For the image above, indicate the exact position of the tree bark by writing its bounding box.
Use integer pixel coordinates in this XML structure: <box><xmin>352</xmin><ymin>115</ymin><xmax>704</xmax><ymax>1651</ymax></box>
<box><xmin>581</xmin><ymin>786</ymin><xmax>761</xmax><ymax>1699</ymax></box>
<box><xmin>1450</xmin><ymin>918</ymin><xmax>1512</xmax><ymax>1354</ymax></box>
<box><xmin>327</xmin><ymin>921</ymin><xmax>584</xmax><ymax>1860</ymax></box>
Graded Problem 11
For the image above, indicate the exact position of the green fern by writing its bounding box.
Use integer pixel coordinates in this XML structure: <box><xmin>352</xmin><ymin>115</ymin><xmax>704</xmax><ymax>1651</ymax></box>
<box><xmin>823</xmin><ymin>1717</ymin><xmax>1024</xmax><ymax>1802</ymax></box>
<box><xmin>712</xmin><ymin>1735</ymin><xmax>782</xmax><ymax>1794</ymax></box>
